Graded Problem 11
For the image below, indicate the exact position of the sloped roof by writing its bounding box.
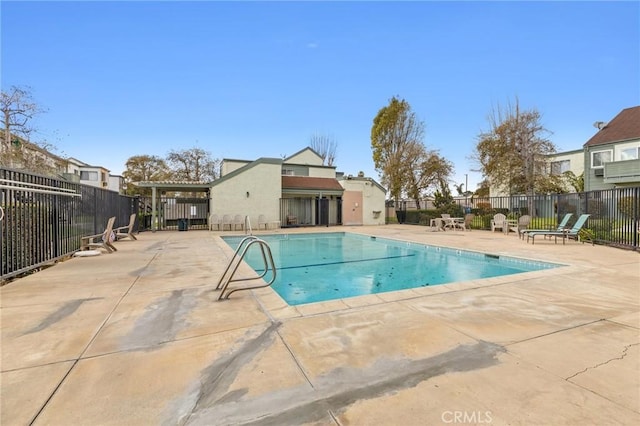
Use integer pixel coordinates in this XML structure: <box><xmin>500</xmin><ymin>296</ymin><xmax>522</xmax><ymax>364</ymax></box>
<box><xmin>584</xmin><ymin>106</ymin><xmax>640</xmax><ymax>147</ymax></box>
<box><xmin>283</xmin><ymin>146</ymin><xmax>323</xmax><ymax>162</ymax></box>
<box><xmin>282</xmin><ymin>176</ymin><xmax>344</xmax><ymax>191</ymax></box>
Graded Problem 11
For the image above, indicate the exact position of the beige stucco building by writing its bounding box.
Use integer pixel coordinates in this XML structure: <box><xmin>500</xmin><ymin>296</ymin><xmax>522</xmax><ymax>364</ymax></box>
<box><xmin>210</xmin><ymin>147</ymin><xmax>386</xmax><ymax>229</ymax></box>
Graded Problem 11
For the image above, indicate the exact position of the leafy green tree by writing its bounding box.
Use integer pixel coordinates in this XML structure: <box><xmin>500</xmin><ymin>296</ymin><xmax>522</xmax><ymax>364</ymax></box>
<box><xmin>404</xmin><ymin>143</ymin><xmax>453</xmax><ymax>209</ymax></box>
<box><xmin>433</xmin><ymin>178</ymin><xmax>454</xmax><ymax>208</ymax></box>
<box><xmin>371</xmin><ymin>96</ymin><xmax>425</xmax><ymax>204</ymax></box>
<box><xmin>474</xmin><ymin>179</ymin><xmax>490</xmax><ymax>197</ymax></box>
<box><xmin>563</xmin><ymin>171</ymin><xmax>584</xmax><ymax>193</ymax></box>
<box><xmin>122</xmin><ymin>155</ymin><xmax>171</xmax><ymax>195</ymax></box>
<box><xmin>473</xmin><ymin>98</ymin><xmax>558</xmax><ymax>196</ymax></box>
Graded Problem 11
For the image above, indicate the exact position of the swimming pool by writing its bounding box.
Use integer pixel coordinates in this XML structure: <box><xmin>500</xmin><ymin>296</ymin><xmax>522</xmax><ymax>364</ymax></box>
<box><xmin>222</xmin><ymin>232</ymin><xmax>562</xmax><ymax>305</ymax></box>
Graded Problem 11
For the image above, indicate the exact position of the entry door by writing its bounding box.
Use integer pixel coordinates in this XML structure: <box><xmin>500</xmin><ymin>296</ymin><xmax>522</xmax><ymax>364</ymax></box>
<box><xmin>316</xmin><ymin>198</ymin><xmax>329</xmax><ymax>226</ymax></box>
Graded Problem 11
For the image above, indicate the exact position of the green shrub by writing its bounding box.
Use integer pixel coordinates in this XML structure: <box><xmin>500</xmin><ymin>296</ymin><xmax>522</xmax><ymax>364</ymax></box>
<box><xmin>618</xmin><ymin>196</ymin><xmax>640</xmax><ymax>218</ymax></box>
<box><xmin>476</xmin><ymin>202</ymin><xmax>492</xmax><ymax>214</ymax></box>
<box><xmin>586</xmin><ymin>200</ymin><xmax>605</xmax><ymax>219</ymax></box>
<box><xmin>437</xmin><ymin>204</ymin><xmax>464</xmax><ymax>218</ymax></box>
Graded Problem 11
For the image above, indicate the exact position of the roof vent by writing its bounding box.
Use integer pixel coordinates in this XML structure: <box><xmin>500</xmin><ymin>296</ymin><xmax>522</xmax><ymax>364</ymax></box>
<box><xmin>593</xmin><ymin>121</ymin><xmax>607</xmax><ymax>130</ymax></box>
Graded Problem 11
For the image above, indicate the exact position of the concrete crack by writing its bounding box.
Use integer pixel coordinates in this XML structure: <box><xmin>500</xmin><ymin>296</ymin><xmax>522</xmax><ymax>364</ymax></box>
<box><xmin>566</xmin><ymin>342</ymin><xmax>639</xmax><ymax>381</ymax></box>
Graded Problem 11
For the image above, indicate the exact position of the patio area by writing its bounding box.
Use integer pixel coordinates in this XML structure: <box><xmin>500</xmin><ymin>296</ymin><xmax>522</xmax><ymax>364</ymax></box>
<box><xmin>1</xmin><ymin>225</ymin><xmax>638</xmax><ymax>425</ymax></box>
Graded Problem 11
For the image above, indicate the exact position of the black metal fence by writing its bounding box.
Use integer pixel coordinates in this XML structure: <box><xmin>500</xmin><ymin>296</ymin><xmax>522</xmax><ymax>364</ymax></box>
<box><xmin>393</xmin><ymin>187</ymin><xmax>640</xmax><ymax>250</ymax></box>
<box><xmin>1</xmin><ymin>168</ymin><xmax>139</xmax><ymax>282</ymax></box>
<box><xmin>137</xmin><ymin>197</ymin><xmax>209</xmax><ymax>231</ymax></box>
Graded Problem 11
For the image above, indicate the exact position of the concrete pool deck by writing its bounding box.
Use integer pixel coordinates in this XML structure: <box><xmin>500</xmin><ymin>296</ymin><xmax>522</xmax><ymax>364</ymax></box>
<box><xmin>1</xmin><ymin>225</ymin><xmax>638</xmax><ymax>425</ymax></box>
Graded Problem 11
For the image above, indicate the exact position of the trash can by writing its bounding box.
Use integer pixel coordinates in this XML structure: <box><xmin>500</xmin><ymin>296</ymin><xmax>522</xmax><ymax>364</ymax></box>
<box><xmin>178</xmin><ymin>218</ymin><xmax>188</xmax><ymax>231</ymax></box>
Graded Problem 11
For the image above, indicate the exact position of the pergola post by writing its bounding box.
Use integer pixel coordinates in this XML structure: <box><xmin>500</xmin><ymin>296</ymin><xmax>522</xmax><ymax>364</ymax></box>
<box><xmin>151</xmin><ymin>186</ymin><xmax>157</xmax><ymax>232</ymax></box>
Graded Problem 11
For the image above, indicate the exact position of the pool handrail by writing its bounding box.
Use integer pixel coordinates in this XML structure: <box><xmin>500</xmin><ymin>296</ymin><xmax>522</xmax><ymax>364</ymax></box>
<box><xmin>216</xmin><ymin>236</ymin><xmax>277</xmax><ymax>300</ymax></box>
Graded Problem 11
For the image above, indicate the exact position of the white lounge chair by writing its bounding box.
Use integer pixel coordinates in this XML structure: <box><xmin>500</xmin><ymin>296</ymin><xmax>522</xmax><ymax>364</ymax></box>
<box><xmin>221</xmin><ymin>214</ymin><xmax>233</xmax><ymax>231</ymax></box>
<box><xmin>232</xmin><ymin>214</ymin><xmax>244</xmax><ymax>231</ymax></box>
<box><xmin>258</xmin><ymin>214</ymin><xmax>268</xmax><ymax>230</ymax></box>
<box><xmin>209</xmin><ymin>214</ymin><xmax>221</xmax><ymax>231</ymax></box>
<box><xmin>491</xmin><ymin>213</ymin><xmax>507</xmax><ymax>233</ymax></box>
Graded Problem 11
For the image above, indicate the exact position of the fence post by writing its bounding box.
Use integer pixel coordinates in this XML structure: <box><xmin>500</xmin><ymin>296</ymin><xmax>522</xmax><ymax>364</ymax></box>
<box><xmin>634</xmin><ymin>187</ymin><xmax>639</xmax><ymax>250</ymax></box>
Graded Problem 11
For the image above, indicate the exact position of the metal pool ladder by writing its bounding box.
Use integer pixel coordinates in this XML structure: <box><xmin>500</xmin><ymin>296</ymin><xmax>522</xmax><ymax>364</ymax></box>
<box><xmin>216</xmin><ymin>235</ymin><xmax>277</xmax><ymax>300</ymax></box>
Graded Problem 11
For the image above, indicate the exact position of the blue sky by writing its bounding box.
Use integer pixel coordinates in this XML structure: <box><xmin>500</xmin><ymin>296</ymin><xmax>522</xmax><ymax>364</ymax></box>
<box><xmin>2</xmin><ymin>0</ymin><xmax>639</xmax><ymax>192</ymax></box>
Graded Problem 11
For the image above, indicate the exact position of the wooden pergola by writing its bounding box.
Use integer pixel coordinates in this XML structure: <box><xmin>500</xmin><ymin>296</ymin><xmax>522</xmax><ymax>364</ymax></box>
<box><xmin>134</xmin><ymin>181</ymin><xmax>211</xmax><ymax>231</ymax></box>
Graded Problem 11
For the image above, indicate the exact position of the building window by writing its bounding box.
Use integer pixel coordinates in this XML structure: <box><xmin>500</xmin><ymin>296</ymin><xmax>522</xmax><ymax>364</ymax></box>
<box><xmin>620</xmin><ymin>147</ymin><xmax>640</xmax><ymax>161</ymax></box>
<box><xmin>591</xmin><ymin>150</ymin><xmax>612</xmax><ymax>168</ymax></box>
<box><xmin>550</xmin><ymin>160</ymin><xmax>570</xmax><ymax>175</ymax></box>
<box><xmin>282</xmin><ymin>168</ymin><xmax>295</xmax><ymax>176</ymax></box>
<box><xmin>80</xmin><ymin>171</ymin><xmax>99</xmax><ymax>181</ymax></box>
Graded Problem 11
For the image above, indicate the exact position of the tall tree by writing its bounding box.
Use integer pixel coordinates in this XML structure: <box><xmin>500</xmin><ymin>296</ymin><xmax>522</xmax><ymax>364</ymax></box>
<box><xmin>122</xmin><ymin>155</ymin><xmax>171</xmax><ymax>195</ymax></box>
<box><xmin>473</xmin><ymin>98</ymin><xmax>558</xmax><ymax>196</ymax></box>
<box><xmin>309</xmin><ymin>132</ymin><xmax>337</xmax><ymax>166</ymax></box>
<box><xmin>404</xmin><ymin>143</ymin><xmax>453</xmax><ymax>209</ymax></box>
<box><xmin>1</xmin><ymin>86</ymin><xmax>47</xmax><ymax>168</ymax></box>
<box><xmin>371</xmin><ymin>96</ymin><xmax>452</xmax><ymax>206</ymax></box>
<box><xmin>474</xmin><ymin>179</ymin><xmax>490</xmax><ymax>197</ymax></box>
<box><xmin>166</xmin><ymin>147</ymin><xmax>219</xmax><ymax>182</ymax></box>
<box><xmin>371</xmin><ymin>96</ymin><xmax>425</xmax><ymax>204</ymax></box>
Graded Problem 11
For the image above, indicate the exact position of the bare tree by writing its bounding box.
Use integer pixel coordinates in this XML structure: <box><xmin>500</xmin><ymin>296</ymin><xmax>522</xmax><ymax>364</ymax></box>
<box><xmin>1</xmin><ymin>86</ymin><xmax>47</xmax><ymax>167</ymax></box>
<box><xmin>473</xmin><ymin>98</ymin><xmax>560</xmax><ymax>197</ymax></box>
<box><xmin>309</xmin><ymin>132</ymin><xmax>338</xmax><ymax>166</ymax></box>
<box><xmin>166</xmin><ymin>147</ymin><xmax>220</xmax><ymax>182</ymax></box>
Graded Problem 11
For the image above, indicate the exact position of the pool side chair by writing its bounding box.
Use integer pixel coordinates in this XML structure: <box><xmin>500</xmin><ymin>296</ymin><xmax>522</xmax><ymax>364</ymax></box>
<box><xmin>209</xmin><ymin>214</ymin><xmax>221</xmax><ymax>231</ymax></box>
<box><xmin>258</xmin><ymin>214</ymin><xmax>268</xmax><ymax>230</ymax></box>
<box><xmin>80</xmin><ymin>216</ymin><xmax>117</xmax><ymax>253</ymax></box>
<box><xmin>286</xmin><ymin>214</ymin><xmax>298</xmax><ymax>226</ymax></box>
<box><xmin>491</xmin><ymin>213</ymin><xmax>507</xmax><ymax>233</ymax></box>
<box><xmin>221</xmin><ymin>214</ymin><xmax>233</xmax><ymax>231</ymax></box>
<box><xmin>233</xmin><ymin>214</ymin><xmax>244</xmax><ymax>231</ymax></box>
<box><xmin>455</xmin><ymin>213</ymin><xmax>475</xmax><ymax>231</ymax></box>
<box><xmin>527</xmin><ymin>214</ymin><xmax>591</xmax><ymax>245</ymax></box>
<box><xmin>114</xmin><ymin>213</ymin><xmax>138</xmax><ymax>241</ymax></box>
<box><xmin>520</xmin><ymin>213</ymin><xmax>573</xmax><ymax>240</ymax></box>
<box><xmin>509</xmin><ymin>215</ymin><xmax>531</xmax><ymax>237</ymax></box>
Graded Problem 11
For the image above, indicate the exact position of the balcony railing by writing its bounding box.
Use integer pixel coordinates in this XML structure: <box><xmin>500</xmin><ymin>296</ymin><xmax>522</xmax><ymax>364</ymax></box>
<box><xmin>604</xmin><ymin>159</ymin><xmax>640</xmax><ymax>184</ymax></box>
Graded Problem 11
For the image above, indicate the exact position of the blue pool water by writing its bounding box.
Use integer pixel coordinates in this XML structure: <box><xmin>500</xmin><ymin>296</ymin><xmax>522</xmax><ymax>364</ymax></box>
<box><xmin>222</xmin><ymin>232</ymin><xmax>562</xmax><ymax>306</ymax></box>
